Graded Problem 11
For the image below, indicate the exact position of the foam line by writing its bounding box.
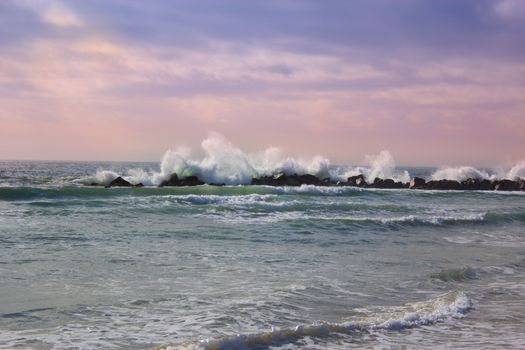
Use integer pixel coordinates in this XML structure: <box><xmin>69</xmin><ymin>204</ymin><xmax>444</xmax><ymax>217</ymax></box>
<box><xmin>155</xmin><ymin>291</ymin><xmax>472</xmax><ymax>350</ymax></box>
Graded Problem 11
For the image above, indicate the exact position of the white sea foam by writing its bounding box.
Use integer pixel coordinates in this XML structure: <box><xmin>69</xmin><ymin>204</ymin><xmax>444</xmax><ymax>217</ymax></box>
<box><xmin>79</xmin><ymin>133</ymin><xmax>409</xmax><ymax>186</ymax></box>
<box><xmin>336</xmin><ymin>150</ymin><xmax>410</xmax><ymax>183</ymax></box>
<box><xmin>79</xmin><ymin>133</ymin><xmax>524</xmax><ymax>186</ymax></box>
<box><xmin>79</xmin><ymin>169</ymin><xmax>120</xmax><ymax>186</ymax></box>
<box><xmin>431</xmin><ymin>166</ymin><xmax>494</xmax><ymax>182</ymax></box>
<box><xmin>154</xmin><ymin>133</ymin><xmax>332</xmax><ymax>185</ymax></box>
<box><xmin>507</xmin><ymin>160</ymin><xmax>525</xmax><ymax>180</ymax></box>
<box><xmin>364</xmin><ymin>150</ymin><xmax>410</xmax><ymax>183</ymax></box>
<box><xmin>431</xmin><ymin>161</ymin><xmax>525</xmax><ymax>182</ymax></box>
<box><xmin>155</xmin><ymin>291</ymin><xmax>471</xmax><ymax>350</ymax></box>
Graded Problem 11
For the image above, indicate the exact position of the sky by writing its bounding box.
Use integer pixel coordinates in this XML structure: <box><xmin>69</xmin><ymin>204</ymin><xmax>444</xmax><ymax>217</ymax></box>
<box><xmin>0</xmin><ymin>0</ymin><xmax>524</xmax><ymax>166</ymax></box>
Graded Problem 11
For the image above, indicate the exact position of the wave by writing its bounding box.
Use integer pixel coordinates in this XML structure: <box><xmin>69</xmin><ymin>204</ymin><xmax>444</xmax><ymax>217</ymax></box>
<box><xmin>431</xmin><ymin>161</ymin><xmax>525</xmax><ymax>182</ymax></box>
<box><xmin>77</xmin><ymin>133</ymin><xmax>412</xmax><ymax>186</ymax></box>
<box><xmin>74</xmin><ymin>134</ymin><xmax>524</xmax><ymax>187</ymax></box>
<box><xmin>431</xmin><ymin>267</ymin><xmax>478</xmax><ymax>282</ymax></box>
<box><xmin>3</xmin><ymin>187</ymin><xmax>525</xmax><ymax>226</ymax></box>
<box><xmin>154</xmin><ymin>291</ymin><xmax>471</xmax><ymax>350</ymax></box>
<box><xmin>326</xmin><ymin>213</ymin><xmax>487</xmax><ymax>225</ymax></box>
<box><xmin>0</xmin><ymin>185</ymin><xmax>363</xmax><ymax>201</ymax></box>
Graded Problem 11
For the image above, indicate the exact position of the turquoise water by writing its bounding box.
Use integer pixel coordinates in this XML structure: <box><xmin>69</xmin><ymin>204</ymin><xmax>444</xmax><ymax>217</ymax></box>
<box><xmin>1</xmin><ymin>161</ymin><xmax>524</xmax><ymax>349</ymax></box>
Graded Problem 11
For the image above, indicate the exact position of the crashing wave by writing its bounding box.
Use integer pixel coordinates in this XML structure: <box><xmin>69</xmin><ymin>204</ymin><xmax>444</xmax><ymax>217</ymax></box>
<box><xmin>77</xmin><ymin>133</ymin><xmax>524</xmax><ymax>187</ymax></box>
<box><xmin>79</xmin><ymin>133</ymin><xmax>408</xmax><ymax>186</ymax></box>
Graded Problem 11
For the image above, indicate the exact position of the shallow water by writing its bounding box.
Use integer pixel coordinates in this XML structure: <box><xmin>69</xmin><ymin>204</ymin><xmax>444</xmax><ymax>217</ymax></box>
<box><xmin>0</xmin><ymin>161</ymin><xmax>524</xmax><ymax>349</ymax></box>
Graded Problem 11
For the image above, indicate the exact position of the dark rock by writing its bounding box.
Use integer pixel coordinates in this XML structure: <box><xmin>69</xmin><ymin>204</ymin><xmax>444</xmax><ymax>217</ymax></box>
<box><xmin>409</xmin><ymin>177</ymin><xmax>426</xmax><ymax>189</ymax></box>
<box><xmin>321</xmin><ymin>177</ymin><xmax>333</xmax><ymax>186</ymax></box>
<box><xmin>425</xmin><ymin>179</ymin><xmax>461</xmax><ymax>190</ymax></box>
<box><xmin>382</xmin><ymin>179</ymin><xmax>395</xmax><ymax>188</ymax></box>
<box><xmin>159</xmin><ymin>173</ymin><xmax>179</xmax><ymax>187</ymax></box>
<box><xmin>272</xmin><ymin>172</ymin><xmax>290</xmax><ymax>186</ymax></box>
<box><xmin>107</xmin><ymin>176</ymin><xmax>132</xmax><ymax>187</ymax></box>
<box><xmin>180</xmin><ymin>176</ymin><xmax>205</xmax><ymax>186</ymax></box>
<box><xmin>372</xmin><ymin>177</ymin><xmax>384</xmax><ymax>188</ymax></box>
<box><xmin>460</xmin><ymin>178</ymin><xmax>481</xmax><ymax>190</ymax></box>
<box><xmin>159</xmin><ymin>173</ymin><xmax>204</xmax><ymax>187</ymax></box>
<box><xmin>347</xmin><ymin>174</ymin><xmax>365</xmax><ymax>186</ymax></box>
<box><xmin>134</xmin><ymin>183</ymin><xmax>144</xmax><ymax>188</ymax></box>
<box><xmin>295</xmin><ymin>174</ymin><xmax>324</xmax><ymax>186</ymax></box>
<box><xmin>479</xmin><ymin>179</ymin><xmax>492</xmax><ymax>190</ymax></box>
<box><xmin>251</xmin><ymin>173</ymin><xmax>325</xmax><ymax>186</ymax></box>
<box><xmin>518</xmin><ymin>178</ymin><xmax>525</xmax><ymax>191</ymax></box>
<box><xmin>355</xmin><ymin>177</ymin><xmax>368</xmax><ymax>187</ymax></box>
<box><xmin>492</xmin><ymin>179</ymin><xmax>519</xmax><ymax>191</ymax></box>
<box><xmin>370</xmin><ymin>178</ymin><xmax>405</xmax><ymax>189</ymax></box>
<box><xmin>251</xmin><ymin>176</ymin><xmax>266</xmax><ymax>185</ymax></box>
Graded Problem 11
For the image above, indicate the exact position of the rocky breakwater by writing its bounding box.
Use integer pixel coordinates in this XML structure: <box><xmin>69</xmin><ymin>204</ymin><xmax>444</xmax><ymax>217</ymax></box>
<box><xmin>98</xmin><ymin>172</ymin><xmax>525</xmax><ymax>191</ymax></box>
<box><xmin>408</xmin><ymin>177</ymin><xmax>525</xmax><ymax>191</ymax></box>
<box><xmin>158</xmin><ymin>173</ymin><xmax>205</xmax><ymax>187</ymax></box>
<box><xmin>251</xmin><ymin>172</ymin><xmax>332</xmax><ymax>186</ymax></box>
<box><xmin>346</xmin><ymin>174</ymin><xmax>408</xmax><ymax>189</ymax></box>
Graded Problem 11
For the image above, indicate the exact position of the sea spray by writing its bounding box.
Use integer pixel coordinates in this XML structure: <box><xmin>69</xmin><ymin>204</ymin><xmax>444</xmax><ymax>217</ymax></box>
<box><xmin>77</xmin><ymin>133</ymin><xmax>525</xmax><ymax>187</ymax></box>
<box><xmin>80</xmin><ymin>133</ymin><xmax>344</xmax><ymax>186</ymax></box>
<box><xmin>430</xmin><ymin>162</ymin><xmax>525</xmax><ymax>182</ymax></box>
<box><xmin>431</xmin><ymin>166</ymin><xmax>494</xmax><ymax>182</ymax></box>
<box><xmin>364</xmin><ymin>150</ymin><xmax>410</xmax><ymax>183</ymax></box>
<box><xmin>507</xmin><ymin>160</ymin><xmax>525</xmax><ymax>180</ymax></box>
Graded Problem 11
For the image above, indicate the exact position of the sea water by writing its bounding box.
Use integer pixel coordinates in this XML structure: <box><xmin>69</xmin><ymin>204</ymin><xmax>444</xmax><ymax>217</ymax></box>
<box><xmin>1</xmin><ymin>159</ymin><xmax>525</xmax><ymax>349</ymax></box>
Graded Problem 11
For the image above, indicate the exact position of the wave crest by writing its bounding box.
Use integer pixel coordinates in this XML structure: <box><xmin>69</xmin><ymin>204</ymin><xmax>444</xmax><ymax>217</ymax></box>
<box><xmin>79</xmin><ymin>134</ymin><xmax>405</xmax><ymax>186</ymax></box>
<box><xmin>431</xmin><ymin>162</ymin><xmax>525</xmax><ymax>182</ymax></box>
<box><xmin>155</xmin><ymin>291</ymin><xmax>471</xmax><ymax>350</ymax></box>
<box><xmin>75</xmin><ymin>133</ymin><xmax>524</xmax><ymax>187</ymax></box>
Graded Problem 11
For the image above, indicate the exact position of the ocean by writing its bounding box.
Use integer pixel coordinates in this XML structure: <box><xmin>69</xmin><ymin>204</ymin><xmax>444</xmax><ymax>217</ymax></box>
<box><xmin>1</xmin><ymin>159</ymin><xmax>524</xmax><ymax>349</ymax></box>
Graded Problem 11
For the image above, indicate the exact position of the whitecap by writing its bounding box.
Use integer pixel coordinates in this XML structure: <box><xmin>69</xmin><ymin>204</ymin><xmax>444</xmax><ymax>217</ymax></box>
<box><xmin>155</xmin><ymin>291</ymin><xmax>471</xmax><ymax>350</ymax></box>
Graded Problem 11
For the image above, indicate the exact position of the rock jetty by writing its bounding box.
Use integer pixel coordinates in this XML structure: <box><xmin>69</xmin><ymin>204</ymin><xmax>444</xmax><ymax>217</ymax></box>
<box><xmin>99</xmin><ymin>172</ymin><xmax>525</xmax><ymax>191</ymax></box>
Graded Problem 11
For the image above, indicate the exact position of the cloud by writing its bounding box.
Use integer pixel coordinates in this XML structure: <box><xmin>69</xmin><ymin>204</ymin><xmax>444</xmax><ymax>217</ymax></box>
<box><xmin>0</xmin><ymin>0</ymin><xmax>524</xmax><ymax>164</ymax></box>
<box><xmin>42</xmin><ymin>4</ymin><xmax>83</xmax><ymax>27</ymax></box>
<box><xmin>494</xmin><ymin>0</ymin><xmax>525</xmax><ymax>19</ymax></box>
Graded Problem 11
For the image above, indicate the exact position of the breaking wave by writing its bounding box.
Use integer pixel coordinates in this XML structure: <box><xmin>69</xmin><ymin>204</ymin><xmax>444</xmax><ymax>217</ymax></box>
<box><xmin>154</xmin><ymin>291</ymin><xmax>471</xmax><ymax>350</ymax></box>
<box><xmin>431</xmin><ymin>162</ymin><xmax>525</xmax><ymax>182</ymax></box>
<box><xmin>74</xmin><ymin>133</ymin><xmax>524</xmax><ymax>187</ymax></box>
<box><xmin>76</xmin><ymin>133</ymin><xmax>411</xmax><ymax>186</ymax></box>
<box><xmin>431</xmin><ymin>166</ymin><xmax>494</xmax><ymax>182</ymax></box>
